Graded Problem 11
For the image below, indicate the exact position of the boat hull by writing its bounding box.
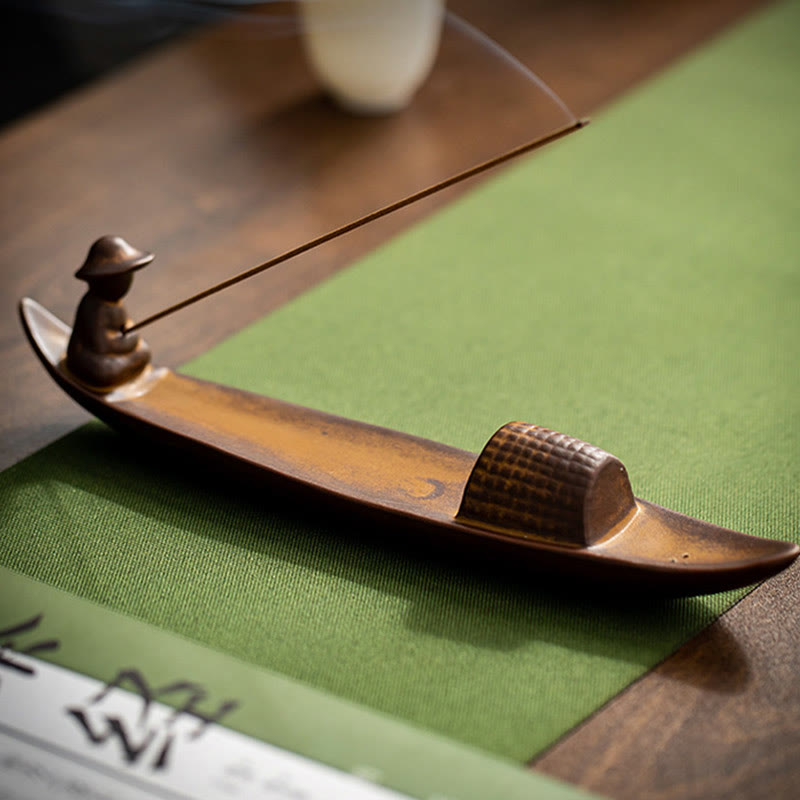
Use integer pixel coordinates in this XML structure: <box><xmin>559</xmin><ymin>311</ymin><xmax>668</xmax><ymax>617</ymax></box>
<box><xmin>20</xmin><ymin>297</ymin><xmax>799</xmax><ymax>594</ymax></box>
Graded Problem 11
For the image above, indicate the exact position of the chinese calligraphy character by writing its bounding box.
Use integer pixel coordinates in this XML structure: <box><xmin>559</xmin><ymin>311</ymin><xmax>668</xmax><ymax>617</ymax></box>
<box><xmin>67</xmin><ymin>668</ymin><xmax>238</xmax><ymax>771</ymax></box>
<box><xmin>0</xmin><ymin>614</ymin><xmax>59</xmax><ymax>678</ymax></box>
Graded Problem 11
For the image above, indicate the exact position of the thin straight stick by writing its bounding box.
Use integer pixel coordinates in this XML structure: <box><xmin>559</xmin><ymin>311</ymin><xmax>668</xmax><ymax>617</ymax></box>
<box><xmin>126</xmin><ymin>118</ymin><xmax>588</xmax><ymax>334</ymax></box>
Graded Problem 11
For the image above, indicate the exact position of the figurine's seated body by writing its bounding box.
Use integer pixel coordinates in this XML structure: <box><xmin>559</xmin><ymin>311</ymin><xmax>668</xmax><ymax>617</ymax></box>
<box><xmin>66</xmin><ymin>236</ymin><xmax>153</xmax><ymax>389</ymax></box>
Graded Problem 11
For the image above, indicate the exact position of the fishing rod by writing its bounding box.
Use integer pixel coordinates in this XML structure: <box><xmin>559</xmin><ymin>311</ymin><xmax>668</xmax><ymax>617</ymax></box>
<box><xmin>125</xmin><ymin>118</ymin><xmax>588</xmax><ymax>334</ymax></box>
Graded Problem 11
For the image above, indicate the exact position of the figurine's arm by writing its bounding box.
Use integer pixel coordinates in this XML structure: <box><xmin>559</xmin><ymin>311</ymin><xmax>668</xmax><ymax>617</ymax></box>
<box><xmin>103</xmin><ymin>307</ymin><xmax>140</xmax><ymax>354</ymax></box>
<box><xmin>106</xmin><ymin>331</ymin><xmax>140</xmax><ymax>353</ymax></box>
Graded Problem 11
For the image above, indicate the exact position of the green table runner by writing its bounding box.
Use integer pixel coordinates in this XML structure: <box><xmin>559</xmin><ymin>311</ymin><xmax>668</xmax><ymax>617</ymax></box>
<box><xmin>3</xmin><ymin>0</ymin><xmax>799</xmax><ymax>763</ymax></box>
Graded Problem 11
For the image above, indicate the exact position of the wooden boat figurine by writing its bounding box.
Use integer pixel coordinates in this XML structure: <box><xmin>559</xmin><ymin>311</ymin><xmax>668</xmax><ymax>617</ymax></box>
<box><xmin>19</xmin><ymin>234</ymin><xmax>799</xmax><ymax>596</ymax></box>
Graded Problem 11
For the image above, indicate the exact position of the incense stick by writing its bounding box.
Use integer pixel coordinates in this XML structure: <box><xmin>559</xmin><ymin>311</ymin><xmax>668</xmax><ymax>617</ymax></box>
<box><xmin>126</xmin><ymin>118</ymin><xmax>588</xmax><ymax>334</ymax></box>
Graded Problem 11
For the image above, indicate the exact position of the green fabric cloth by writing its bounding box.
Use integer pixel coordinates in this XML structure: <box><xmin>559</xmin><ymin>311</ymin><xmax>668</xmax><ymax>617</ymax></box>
<box><xmin>0</xmin><ymin>568</ymin><xmax>600</xmax><ymax>800</ymax></box>
<box><xmin>3</xmin><ymin>0</ymin><xmax>799</xmax><ymax>762</ymax></box>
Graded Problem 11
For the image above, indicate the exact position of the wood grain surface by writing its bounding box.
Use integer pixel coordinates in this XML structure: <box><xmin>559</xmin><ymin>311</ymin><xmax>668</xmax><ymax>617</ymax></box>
<box><xmin>3</xmin><ymin>1</ymin><xmax>791</xmax><ymax>798</ymax></box>
<box><xmin>534</xmin><ymin>562</ymin><xmax>800</xmax><ymax>799</ymax></box>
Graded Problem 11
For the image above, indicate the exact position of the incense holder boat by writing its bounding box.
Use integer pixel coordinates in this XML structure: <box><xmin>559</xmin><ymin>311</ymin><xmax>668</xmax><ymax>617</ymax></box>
<box><xmin>20</xmin><ymin>297</ymin><xmax>798</xmax><ymax>595</ymax></box>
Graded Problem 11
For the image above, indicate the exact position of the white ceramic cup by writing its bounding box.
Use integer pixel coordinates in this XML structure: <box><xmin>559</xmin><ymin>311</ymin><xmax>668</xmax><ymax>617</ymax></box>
<box><xmin>300</xmin><ymin>0</ymin><xmax>445</xmax><ymax>114</ymax></box>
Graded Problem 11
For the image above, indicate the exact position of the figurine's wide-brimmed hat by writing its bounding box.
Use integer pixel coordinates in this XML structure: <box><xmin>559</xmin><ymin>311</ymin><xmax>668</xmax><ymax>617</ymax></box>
<box><xmin>75</xmin><ymin>235</ymin><xmax>154</xmax><ymax>280</ymax></box>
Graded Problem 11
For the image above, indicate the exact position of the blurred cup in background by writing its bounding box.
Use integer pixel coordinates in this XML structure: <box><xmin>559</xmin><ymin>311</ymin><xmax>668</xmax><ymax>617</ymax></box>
<box><xmin>300</xmin><ymin>0</ymin><xmax>445</xmax><ymax>114</ymax></box>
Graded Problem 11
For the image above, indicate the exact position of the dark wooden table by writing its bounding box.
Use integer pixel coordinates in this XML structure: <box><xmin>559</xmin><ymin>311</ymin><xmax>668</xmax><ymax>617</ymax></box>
<box><xmin>3</xmin><ymin>1</ymin><xmax>797</xmax><ymax>797</ymax></box>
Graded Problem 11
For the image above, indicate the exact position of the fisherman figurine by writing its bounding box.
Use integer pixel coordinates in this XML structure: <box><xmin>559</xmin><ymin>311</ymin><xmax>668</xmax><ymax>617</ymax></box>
<box><xmin>66</xmin><ymin>235</ymin><xmax>153</xmax><ymax>389</ymax></box>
